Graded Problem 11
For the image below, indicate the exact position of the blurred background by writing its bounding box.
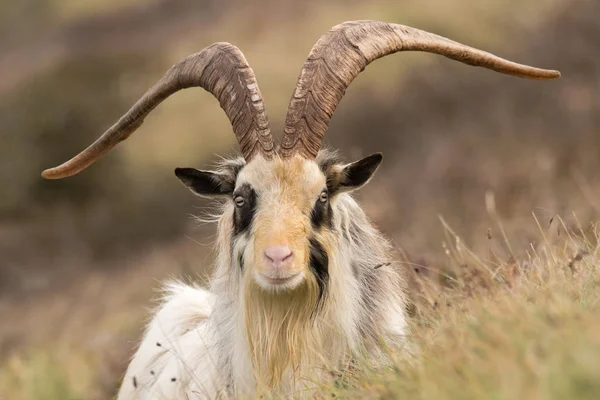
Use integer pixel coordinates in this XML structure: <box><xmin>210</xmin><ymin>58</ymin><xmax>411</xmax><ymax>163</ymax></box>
<box><xmin>0</xmin><ymin>0</ymin><xmax>598</xmax><ymax>397</ymax></box>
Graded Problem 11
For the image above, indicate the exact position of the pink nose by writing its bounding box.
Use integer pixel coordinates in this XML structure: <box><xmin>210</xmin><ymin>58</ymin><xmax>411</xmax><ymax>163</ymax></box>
<box><xmin>264</xmin><ymin>246</ymin><xmax>294</xmax><ymax>269</ymax></box>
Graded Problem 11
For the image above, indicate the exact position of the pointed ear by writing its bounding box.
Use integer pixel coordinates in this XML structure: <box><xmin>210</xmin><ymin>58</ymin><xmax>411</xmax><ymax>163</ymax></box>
<box><xmin>175</xmin><ymin>167</ymin><xmax>235</xmax><ymax>196</ymax></box>
<box><xmin>333</xmin><ymin>153</ymin><xmax>383</xmax><ymax>193</ymax></box>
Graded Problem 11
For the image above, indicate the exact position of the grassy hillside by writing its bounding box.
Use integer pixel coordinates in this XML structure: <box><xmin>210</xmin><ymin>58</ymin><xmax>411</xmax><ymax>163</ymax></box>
<box><xmin>318</xmin><ymin>219</ymin><xmax>600</xmax><ymax>399</ymax></box>
<box><xmin>2</xmin><ymin>219</ymin><xmax>599</xmax><ymax>399</ymax></box>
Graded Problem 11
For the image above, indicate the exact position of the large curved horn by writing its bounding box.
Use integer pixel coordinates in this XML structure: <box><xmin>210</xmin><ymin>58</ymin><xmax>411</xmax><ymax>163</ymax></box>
<box><xmin>281</xmin><ymin>20</ymin><xmax>561</xmax><ymax>159</ymax></box>
<box><xmin>42</xmin><ymin>42</ymin><xmax>273</xmax><ymax>179</ymax></box>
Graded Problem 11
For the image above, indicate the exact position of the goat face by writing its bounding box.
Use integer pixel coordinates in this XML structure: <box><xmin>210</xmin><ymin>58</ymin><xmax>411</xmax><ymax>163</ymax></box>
<box><xmin>175</xmin><ymin>151</ymin><xmax>382</xmax><ymax>297</ymax></box>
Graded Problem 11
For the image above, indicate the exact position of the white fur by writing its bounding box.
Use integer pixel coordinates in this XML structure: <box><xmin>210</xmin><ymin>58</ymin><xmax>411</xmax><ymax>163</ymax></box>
<box><xmin>117</xmin><ymin>283</ymin><xmax>223</xmax><ymax>399</ymax></box>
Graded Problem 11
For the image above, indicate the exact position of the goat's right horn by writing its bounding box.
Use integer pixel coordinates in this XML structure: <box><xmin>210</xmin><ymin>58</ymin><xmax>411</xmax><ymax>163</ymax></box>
<box><xmin>41</xmin><ymin>42</ymin><xmax>273</xmax><ymax>180</ymax></box>
<box><xmin>280</xmin><ymin>20</ymin><xmax>561</xmax><ymax>160</ymax></box>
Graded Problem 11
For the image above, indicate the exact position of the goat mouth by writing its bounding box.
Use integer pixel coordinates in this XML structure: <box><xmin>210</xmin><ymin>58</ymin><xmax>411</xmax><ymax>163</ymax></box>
<box><xmin>257</xmin><ymin>271</ymin><xmax>303</xmax><ymax>288</ymax></box>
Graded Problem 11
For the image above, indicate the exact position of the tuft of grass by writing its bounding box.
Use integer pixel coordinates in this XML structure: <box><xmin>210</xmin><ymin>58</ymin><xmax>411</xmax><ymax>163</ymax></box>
<box><xmin>315</xmin><ymin>216</ymin><xmax>600</xmax><ymax>399</ymax></box>
<box><xmin>0</xmin><ymin>350</ymin><xmax>88</xmax><ymax>400</ymax></box>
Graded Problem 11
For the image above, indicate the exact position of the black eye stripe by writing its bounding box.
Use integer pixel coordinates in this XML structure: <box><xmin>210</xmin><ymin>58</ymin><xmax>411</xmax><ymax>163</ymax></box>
<box><xmin>233</xmin><ymin>184</ymin><xmax>257</xmax><ymax>236</ymax></box>
<box><xmin>309</xmin><ymin>237</ymin><xmax>329</xmax><ymax>315</ymax></box>
<box><xmin>311</xmin><ymin>192</ymin><xmax>333</xmax><ymax>230</ymax></box>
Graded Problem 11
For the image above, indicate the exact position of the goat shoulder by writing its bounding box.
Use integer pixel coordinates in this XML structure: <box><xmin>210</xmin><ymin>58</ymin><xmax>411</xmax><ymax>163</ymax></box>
<box><xmin>117</xmin><ymin>282</ymin><xmax>222</xmax><ymax>399</ymax></box>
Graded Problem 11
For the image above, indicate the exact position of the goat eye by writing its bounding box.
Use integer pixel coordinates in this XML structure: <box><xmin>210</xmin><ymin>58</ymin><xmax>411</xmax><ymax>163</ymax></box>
<box><xmin>234</xmin><ymin>196</ymin><xmax>245</xmax><ymax>207</ymax></box>
<box><xmin>319</xmin><ymin>191</ymin><xmax>328</xmax><ymax>203</ymax></box>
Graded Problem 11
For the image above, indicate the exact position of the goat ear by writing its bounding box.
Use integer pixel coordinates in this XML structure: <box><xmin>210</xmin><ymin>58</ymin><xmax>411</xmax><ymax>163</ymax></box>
<box><xmin>335</xmin><ymin>153</ymin><xmax>383</xmax><ymax>193</ymax></box>
<box><xmin>175</xmin><ymin>168</ymin><xmax>234</xmax><ymax>196</ymax></box>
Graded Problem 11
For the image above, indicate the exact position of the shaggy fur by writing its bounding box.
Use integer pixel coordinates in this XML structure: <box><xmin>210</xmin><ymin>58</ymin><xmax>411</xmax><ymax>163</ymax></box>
<box><xmin>117</xmin><ymin>150</ymin><xmax>408</xmax><ymax>399</ymax></box>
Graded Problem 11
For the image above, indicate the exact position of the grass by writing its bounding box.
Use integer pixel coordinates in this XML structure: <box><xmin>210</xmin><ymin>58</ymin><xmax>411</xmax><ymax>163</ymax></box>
<box><xmin>2</xmin><ymin>215</ymin><xmax>598</xmax><ymax>399</ymax></box>
<box><xmin>313</xmin><ymin>215</ymin><xmax>600</xmax><ymax>399</ymax></box>
<box><xmin>0</xmin><ymin>351</ymin><xmax>88</xmax><ymax>400</ymax></box>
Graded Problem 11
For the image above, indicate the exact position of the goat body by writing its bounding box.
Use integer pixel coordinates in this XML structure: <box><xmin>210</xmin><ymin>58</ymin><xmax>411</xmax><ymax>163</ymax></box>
<box><xmin>117</xmin><ymin>153</ymin><xmax>408</xmax><ymax>399</ymax></box>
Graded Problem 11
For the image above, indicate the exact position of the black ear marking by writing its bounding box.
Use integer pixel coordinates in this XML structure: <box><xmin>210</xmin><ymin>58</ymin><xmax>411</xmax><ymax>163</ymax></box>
<box><xmin>338</xmin><ymin>153</ymin><xmax>383</xmax><ymax>192</ymax></box>
<box><xmin>175</xmin><ymin>168</ymin><xmax>234</xmax><ymax>196</ymax></box>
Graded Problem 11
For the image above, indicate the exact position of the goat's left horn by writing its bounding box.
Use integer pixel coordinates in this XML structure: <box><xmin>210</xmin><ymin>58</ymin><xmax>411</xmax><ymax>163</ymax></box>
<box><xmin>41</xmin><ymin>43</ymin><xmax>273</xmax><ymax>179</ymax></box>
<box><xmin>280</xmin><ymin>20</ymin><xmax>561</xmax><ymax>160</ymax></box>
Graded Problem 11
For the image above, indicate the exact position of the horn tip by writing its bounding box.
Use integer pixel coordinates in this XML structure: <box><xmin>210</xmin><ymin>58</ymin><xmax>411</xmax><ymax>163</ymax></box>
<box><xmin>526</xmin><ymin>69</ymin><xmax>560</xmax><ymax>80</ymax></box>
<box><xmin>541</xmin><ymin>69</ymin><xmax>561</xmax><ymax>79</ymax></box>
<box><xmin>41</xmin><ymin>167</ymin><xmax>67</xmax><ymax>180</ymax></box>
<box><xmin>41</xmin><ymin>169</ymin><xmax>56</xmax><ymax>180</ymax></box>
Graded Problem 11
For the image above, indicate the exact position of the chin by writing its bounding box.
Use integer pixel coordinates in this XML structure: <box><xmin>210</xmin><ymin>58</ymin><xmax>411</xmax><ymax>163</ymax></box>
<box><xmin>253</xmin><ymin>270</ymin><xmax>306</xmax><ymax>292</ymax></box>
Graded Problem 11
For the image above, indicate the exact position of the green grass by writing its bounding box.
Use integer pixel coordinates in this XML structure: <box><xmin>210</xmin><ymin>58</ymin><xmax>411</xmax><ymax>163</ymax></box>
<box><xmin>0</xmin><ymin>351</ymin><xmax>87</xmax><ymax>400</ymax></box>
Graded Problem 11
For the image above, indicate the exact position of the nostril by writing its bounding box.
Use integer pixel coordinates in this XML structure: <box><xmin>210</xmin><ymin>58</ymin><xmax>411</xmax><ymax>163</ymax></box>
<box><xmin>264</xmin><ymin>246</ymin><xmax>294</xmax><ymax>267</ymax></box>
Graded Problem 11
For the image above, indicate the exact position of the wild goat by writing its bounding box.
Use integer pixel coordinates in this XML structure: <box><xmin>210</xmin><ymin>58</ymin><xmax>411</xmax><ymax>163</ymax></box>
<box><xmin>42</xmin><ymin>21</ymin><xmax>559</xmax><ymax>399</ymax></box>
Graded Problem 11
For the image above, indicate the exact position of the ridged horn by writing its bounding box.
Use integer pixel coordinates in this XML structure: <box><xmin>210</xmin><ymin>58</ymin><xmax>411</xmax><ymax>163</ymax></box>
<box><xmin>41</xmin><ymin>42</ymin><xmax>273</xmax><ymax>179</ymax></box>
<box><xmin>281</xmin><ymin>20</ymin><xmax>561</xmax><ymax>159</ymax></box>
